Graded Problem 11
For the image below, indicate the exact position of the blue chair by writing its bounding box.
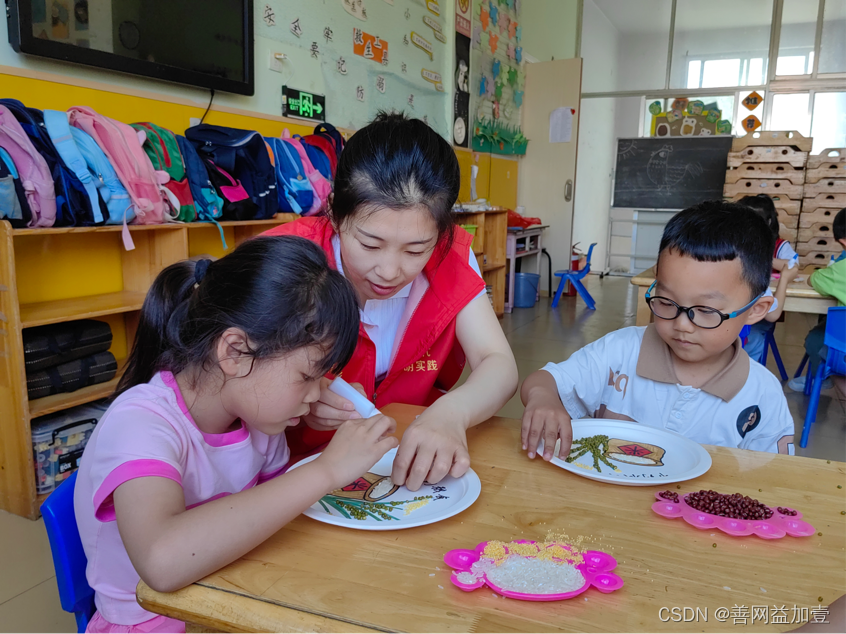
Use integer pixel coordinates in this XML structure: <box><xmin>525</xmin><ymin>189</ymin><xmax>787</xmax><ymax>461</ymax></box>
<box><xmin>552</xmin><ymin>243</ymin><xmax>597</xmax><ymax>310</ymax></box>
<box><xmin>739</xmin><ymin>325</ymin><xmax>788</xmax><ymax>380</ymax></box>
<box><xmin>794</xmin><ymin>353</ymin><xmax>814</xmax><ymax>395</ymax></box>
<box><xmin>800</xmin><ymin>307</ymin><xmax>846</xmax><ymax>448</ymax></box>
<box><xmin>40</xmin><ymin>471</ymin><xmax>95</xmax><ymax>633</ymax></box>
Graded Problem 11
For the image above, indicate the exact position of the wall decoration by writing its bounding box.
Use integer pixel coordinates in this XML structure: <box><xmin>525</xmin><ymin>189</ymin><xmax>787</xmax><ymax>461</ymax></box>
<box><xmin>376</xmin><ymin>74</ymin><xmax>387</xmax><ymax>93</ymax></box>
<box><xmin>480</xmin><ymin>5</ymin><xmax>490</xmax><ymax>31</ymax></box>
<box><xmin>323</xmin><ymin>26</ymin><xmax>334</xmax><ymax>43</ymax></box>
<box><xmin>401</xmin><ymin>61</ymin><xmax>408</xmax><ymax>73</ymax></box>
<box><xmin>741</xmin><ymin>114</ymin><xmax>762</xmax><ymax>133</ymax></box>
<box><xmin>337</xmin><ymin>57</ymin><xmax>348</xmax><ymax>74</ymax></box>
<box><xmin>515</xmin><ymin>24</ymin><xmax>521</xmax><ymax>42</ymax></box>
<box><xmin>423</xmin><ymin>68</ymin><xmax>443</xmax><ymax>85</ymax></box>
<box><xmin>427</xmin><ymin>0</ymin><xmax>440</xmax><ymax>16</ymax></box>
<box><xmin>423</xmin><ymin>15</ymin><xmax>443</xmax><ymax>35</ymax></box>
<box><xmin>513</xmin><ymin>90</ymin><xmax>523</xmax><ymax>107</ymax></box>
<box><xmin>489</xmin><ymin>33</ymin><xmax>499</xmax><ymax>54</ymax></box>
<box><xmin>498</xmin><ymin>11</ymin><xmax>509</xmax><ymax>34</ymax></box>
<box><xmin>356</xmin><ymin>85</ymin><xmax>365</xmax><ymax>101</ymax></box>
<box><xmin>456</xmin><ymin>0</ymin><xmax>472</xmax><ymax>37</ymax></box>
<box><xmin>506</xmin><ymin>43</ymin><xmax>515</xmax><ymax>60</ymax></box>
<box><xmin>472</xmin><ymin>24</ymin><xmax>482</xmax><ymax>48</ymax></box>
<box><xmin>494</xmin><ymin>78</ymin><xmax>504</xmax><ymax>100</ymax></box>
<box><xmin>472</xmin><ymin>118</ymin><xmax>528</xmax><ymax>155</ymax></box>
<box><xmin>489</xmin><ymin>2</ymin><xmax>498</xmax><ymax>26</ymax></box>
<box><xmin>434</xmin><ymin>31</ymin><xmax>447</xmax><ymax>43</ymax></box>
<box><xmin>411</xmin><ymin>31</ymin><xmax>433</xmax><ymax>59</ymax></box>
<box><xmin>290</xmin><ymin>18</ymin><xmax>303</xmax><ymax>37</ymax></box>
<box><xmin>408</xmin><ymin>94</ymin><xmax>415</xmax><ymax>108</ymax></box>
<box><xmin>650</xmin><ymin>102</ymin><xmax>733</xmax><ymax>137</ymax></box>
<box><xmin>263</xmin><ymin>4</ymin><xmax>276</xmax><ymax>26</ymax></box>
<box><xmin>479</xmin><ymin>30</ymin><xmax>489</xmax><ymax>50</ymax></box>
<box><xmin>492</xmin><ymin>58</ymin><xmax>501</xmax><ymax>79</ymax></box>
<box><xmin>479</xmin><ymin>75</ymin><xmax>488</xmax><ymax>97</ymax></box>
<box><xmin>309</xmin><ymin>41</ymin><xmax>321</xmax><ymax>58</ymax></box>
<box><xmin>508</xmin><ymin>20</ymin><xmax>517</xmax><ymax>39</ymax></box>
<box><xmin>342</xmin><ymin>0</ymin><xmax>368</xmax><ymax>21</ymax></box>
<box><xmin>353</xmin><ymin>28</ymin><xmax>389</xmax><ymax>65</ymax></box>
<box><xmin>515</xmin><ymin>46</ymin><xmax>522</xmax><ymax>63</ymax></box>
<box><xmin>743</xmin><ymin>91</ymin><xmax>763</xmax><ymax>111</ymax></box>
<box><xmin>492</xmin><ymin>100</ymin><xmax>500</xmax><ymax>119</ymax></box>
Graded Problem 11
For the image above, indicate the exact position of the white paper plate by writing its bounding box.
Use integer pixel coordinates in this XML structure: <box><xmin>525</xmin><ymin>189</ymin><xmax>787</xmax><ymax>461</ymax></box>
<box><xmin>288</xmin><ymin>448</ymin><xmax>482</xmax><ymax>530</ymax></box>
<box><xmin>541</xmin><ymin>419</ymin><xmax>712</xmax><ymax>486</ymax></box>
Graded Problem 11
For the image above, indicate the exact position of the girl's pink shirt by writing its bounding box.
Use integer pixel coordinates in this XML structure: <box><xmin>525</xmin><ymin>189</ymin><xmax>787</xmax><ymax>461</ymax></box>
<box><xmin>73</xmin><ymin>372</ymin><xmax>290</xmax><ymax>626</ymax></box>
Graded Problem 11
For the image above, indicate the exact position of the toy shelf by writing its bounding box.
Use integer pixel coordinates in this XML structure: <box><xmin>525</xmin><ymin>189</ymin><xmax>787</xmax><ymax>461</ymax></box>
<box><xmin>0</xmin><ymin>217</ymin><xmax>295</xmax><ymax>519</ymax></box>
<box><xmin>453</xmin><ymin>208</ymin><xmax>508</xmax><ymax>316</ymax></box>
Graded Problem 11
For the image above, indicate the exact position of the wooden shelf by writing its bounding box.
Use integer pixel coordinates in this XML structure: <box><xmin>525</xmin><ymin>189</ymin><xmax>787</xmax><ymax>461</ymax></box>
<box><xmin>11</xmin><ymin>215</ymin><xmax>299</xmax><ymax>237</ymax></box>
<box><xmin>21</xmin><ymin>291</ymin><xmax>146</xmax><ymax>328</ymax></box>
<box><xmin>29</xmin><ymin>359</ymin><xmax>127</xmax><ymax>418</ymax></box>
<box><xmin>36</xmin><ymin>492</ymin><xmax>49</xmax><ymax>508</ymax></box>
<box><xmin>483</xmin><ymin>263</ymin><xmax>506</xmax><ymax>272</ymax></box>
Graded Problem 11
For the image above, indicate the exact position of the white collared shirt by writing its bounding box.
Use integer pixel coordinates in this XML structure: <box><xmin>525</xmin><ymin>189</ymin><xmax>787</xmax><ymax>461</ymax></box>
<box><xmin>332</xmin><ymin>235</ymin><xmax>485</xmax><ymax>379</ymax></box>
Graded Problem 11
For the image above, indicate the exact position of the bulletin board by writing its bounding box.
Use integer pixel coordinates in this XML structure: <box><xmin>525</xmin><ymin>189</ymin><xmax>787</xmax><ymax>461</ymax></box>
<box><xmin>258</xmin><ymin>0</ymin><xmax>454</xmax><ymax>137</ymax></box>
<box><xmin>468</xmin><ymin>0</ymin><xmax>526</xmax><ymax>155</ymax></box>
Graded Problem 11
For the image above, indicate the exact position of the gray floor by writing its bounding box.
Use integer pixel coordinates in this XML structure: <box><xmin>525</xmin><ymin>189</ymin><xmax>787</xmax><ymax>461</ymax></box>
<box><xmin>493</xmin><ymin>275</ymin><xmax>846</xmax><ymax>463</ymax></box>
<box><xmin>1</xmin><ymin>275</ymin><xmax>843</xmax><ymax>634</ymax></box>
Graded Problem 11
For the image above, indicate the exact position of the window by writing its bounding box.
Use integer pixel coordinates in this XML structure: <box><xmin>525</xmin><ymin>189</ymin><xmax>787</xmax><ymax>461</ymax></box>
<box><xmin>811</xmin><ymin>92</ymin><xmax>846</xmax><ymax>153</ymax></box>
<box><xmin>770</xmin><ymin>93</ymin><xmax>811</xmax><ymax>136</ymax></box>
<box><xmin>819</xmin><ymin>0</ymin><xmax>846</xmax><ymax>74</ymax></box>
<box><xmin>777</xmin><ymin>0</ymin><xmax>818</xmax><ymax>76</ymax></box>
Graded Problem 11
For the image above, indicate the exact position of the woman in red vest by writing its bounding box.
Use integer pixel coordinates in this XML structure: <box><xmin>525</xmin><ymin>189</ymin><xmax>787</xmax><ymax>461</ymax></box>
<box><xmin>265</xmin><ymin>113</ymin><xmax>518</xmax><ymax>491</ymax></box>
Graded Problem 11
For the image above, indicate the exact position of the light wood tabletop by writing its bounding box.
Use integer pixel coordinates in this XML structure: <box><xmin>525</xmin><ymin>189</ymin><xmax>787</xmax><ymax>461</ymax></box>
<box><xmin>137</xmin><ymin>403</ymin><xmax>846</xmax><ymax>633</ymax></box>
<box><xmin>630</xmin><ymin>267</ymin><xmax>838</xmax><ymax>327</ymax></box>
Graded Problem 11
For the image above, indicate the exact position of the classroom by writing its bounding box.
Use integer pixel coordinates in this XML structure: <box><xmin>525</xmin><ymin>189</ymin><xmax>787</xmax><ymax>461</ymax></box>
<box><xmin>0</xmin><ymin>0</ymin><xmax>844</xmax><ymax>632</ymax></box>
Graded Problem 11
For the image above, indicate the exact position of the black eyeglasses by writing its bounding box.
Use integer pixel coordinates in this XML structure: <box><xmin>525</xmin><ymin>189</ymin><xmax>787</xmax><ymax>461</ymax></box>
<box><xmin>645</xmin><ymin>282</ymin><xmax>763</xmax><ymax>329</ymax></box>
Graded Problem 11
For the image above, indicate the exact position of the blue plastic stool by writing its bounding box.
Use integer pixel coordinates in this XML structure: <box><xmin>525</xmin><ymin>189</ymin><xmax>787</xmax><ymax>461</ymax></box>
<box><xmin>552</xmin><ymin>243</ymin><xmax>597</xmax><ymax>310</ymax></box>
<box><xmin>40</xmin><ymin>471</ymin><xmax>95</xmax><ymax>633</ymax></box>
<box><xmin>800</xmin><ymin>307</ymin><xmax>846</xmax><ymax>448</ymax></box>
<box><xmin>760</xmin><ymin>327</ymin><xmax>789</xmax><ymax>381</ymax></box>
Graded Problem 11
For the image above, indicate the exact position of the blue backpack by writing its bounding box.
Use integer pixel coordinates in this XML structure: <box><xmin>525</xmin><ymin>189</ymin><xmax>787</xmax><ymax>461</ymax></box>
<box><xmin>266</xmin><ymin>137</ymin><xmax>314</xmax><ymax>214</ymax></box>
<box><xmin>0</xmin><ymin>99</ymin><xmax>94</xmax><ymax>226</ymax></box>
<box><xmin>0</xmin><ymin>146</ymin><xmax>30</xmax><ymax>226</ymax></box>
<box><xmin>69</xmin><ymin>126</ymin><xmax>135</xmax><ymax>225</ymax></box>
<box><xmin>176</xmin><ymin>135</ymin><xmax>222</xmax><ymax>222</ymax></box>
<box><xmin>296</xmin><ymin>135</ymin><xmax>333</xmax><ymax>181</ymax></box>
<box><xmin>185</xmin><ymin>124</ymin><xmax>278</xmax><ymax>220</ymax></box>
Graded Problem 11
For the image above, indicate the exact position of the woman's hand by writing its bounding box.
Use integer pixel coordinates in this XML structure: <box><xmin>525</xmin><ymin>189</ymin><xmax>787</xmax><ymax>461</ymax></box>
<box><xmin>303</xmin><ymin>377</ymin><xmax>368</xmax><ymax>431</ymax></box>
<box><xmin>391</xmin><ymin>414</ymin><xmax>470</xmax><ymax>492</ymax></box>
<box><xmin>316</xmin><ymin>414</ymin><xmax>399</xmax><ymax>489</ymax></box>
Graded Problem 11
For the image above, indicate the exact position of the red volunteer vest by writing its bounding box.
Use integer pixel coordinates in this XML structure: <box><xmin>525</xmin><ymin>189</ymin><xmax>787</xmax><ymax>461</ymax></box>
<box><xmin>263</xmin><ymin>217</ymin><xmax>486</xmax><ymax>454</ymax></box>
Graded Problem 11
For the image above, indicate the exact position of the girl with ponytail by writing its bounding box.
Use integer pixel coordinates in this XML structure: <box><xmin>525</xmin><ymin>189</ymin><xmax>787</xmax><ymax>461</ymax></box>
<box><xmin>73</xmin><ymin>236</ymin><xmax>398</xmax><ymax>633</ymax></box>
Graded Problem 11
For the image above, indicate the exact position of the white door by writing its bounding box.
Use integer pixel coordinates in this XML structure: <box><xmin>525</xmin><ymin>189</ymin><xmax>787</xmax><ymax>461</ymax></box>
<box><xmin>518</xmin><ymin>58</ymin><xmax>583</xmax><ymax>295</ymax></box>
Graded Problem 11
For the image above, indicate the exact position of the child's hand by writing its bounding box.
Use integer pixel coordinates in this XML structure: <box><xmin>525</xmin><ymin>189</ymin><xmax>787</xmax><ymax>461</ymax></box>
<box><xmin>315</xmin><ymin>414</ymin><xmax>399</xmax><ymax>489</ymax></box>
<box><xmin>522</xmin><ymin>393</ymin><xmax>573</xmax><ymax>461</ymax></box>
<box><xmin>782</xmin><ymin>262</ymin><xmax>800</xmax><ymax>283</ymax></box>
<box><xmin>304</xmin><ymin>377</ymin><xmax>368</xmax><ymax>431</ymax></box>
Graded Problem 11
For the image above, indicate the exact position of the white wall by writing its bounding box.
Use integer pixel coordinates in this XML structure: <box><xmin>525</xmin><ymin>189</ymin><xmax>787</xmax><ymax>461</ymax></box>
<box><xmin>580</xmin><ymin>0</ymin><xmax>619</xmax><ymax>93</ymax></box>
<box><xmin>521</xmin><ymin>0</ymin><xmax>580</xmax><ymax>62</ymax></box>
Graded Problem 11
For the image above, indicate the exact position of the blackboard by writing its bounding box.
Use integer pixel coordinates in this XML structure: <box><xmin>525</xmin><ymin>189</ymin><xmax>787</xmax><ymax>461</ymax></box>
<box><xmin>612</xmin><ymin>137</ymin><xmax>733</xmax><ymax>209</ymax></box>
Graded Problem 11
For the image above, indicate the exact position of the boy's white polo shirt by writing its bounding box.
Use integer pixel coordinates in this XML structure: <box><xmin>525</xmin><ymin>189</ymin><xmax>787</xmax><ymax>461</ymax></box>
<box><xmin>542</xmin><ymin>325</ymin><xmax>795</xmax><ymax>454</ymax></box>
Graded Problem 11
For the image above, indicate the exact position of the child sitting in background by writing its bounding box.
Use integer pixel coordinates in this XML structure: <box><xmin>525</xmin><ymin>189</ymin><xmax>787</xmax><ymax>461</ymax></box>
<box><xmin>789</xmin><ymin>208</ymin><xmax>846</xmax><ymax>394</ymax></box>
<box><xmin>74</xmin><ymin>236</ymin><xmax>398</xmax><ymax>633</ymax></box>
<box><xmin>521</xmin><ymin>201</ymin><xmax>795</xmax><ymax>462</ymax></box>
<box><xmin>738</xmin><ymin>194</ymin><xmax>800</xmax><ymax>363</ymax></box>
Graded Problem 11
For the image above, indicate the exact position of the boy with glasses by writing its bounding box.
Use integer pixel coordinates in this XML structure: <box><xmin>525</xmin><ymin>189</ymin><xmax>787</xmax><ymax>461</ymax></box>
<box><xmin>521</xmin><ymin>201</ymin><xmax>795</xmax><ymax>462</ymax></box>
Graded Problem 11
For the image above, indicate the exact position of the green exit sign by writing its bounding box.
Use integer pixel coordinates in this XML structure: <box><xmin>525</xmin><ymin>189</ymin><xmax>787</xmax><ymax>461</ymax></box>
<box><xmin>282</xmin><ymin>86</ymin><xmax>326</xmax><ymax>122</ymax></box>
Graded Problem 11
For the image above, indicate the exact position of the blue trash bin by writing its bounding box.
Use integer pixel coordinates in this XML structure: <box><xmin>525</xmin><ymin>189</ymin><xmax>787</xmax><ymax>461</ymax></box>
<box><xmin>514</xmin><ymin>273</ymin><xmax>540</xmax><ymax>308</ymax></box>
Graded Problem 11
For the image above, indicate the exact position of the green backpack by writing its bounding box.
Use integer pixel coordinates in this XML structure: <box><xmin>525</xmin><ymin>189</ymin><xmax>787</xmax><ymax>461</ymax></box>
<box><xmin>131</xmin><ymin>122</ymin><xmax>196</xmax><ymax>222</ymax></box>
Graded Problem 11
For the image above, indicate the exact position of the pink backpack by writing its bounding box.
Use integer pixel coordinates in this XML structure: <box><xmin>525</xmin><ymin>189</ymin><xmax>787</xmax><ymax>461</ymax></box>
<box><xmin>67</xmin><ymin>106</ymin><xmax>172</xmax><ymax>224</ymax></box>
<box><xmin>0</xmin><ymin>105</ymin><xmax>56</xmax><ymax>227</ymax></box>
<box><xmin>282</xmin><ymin>130</ymin><xmax>331</xmax><ymax>215</ymax></box>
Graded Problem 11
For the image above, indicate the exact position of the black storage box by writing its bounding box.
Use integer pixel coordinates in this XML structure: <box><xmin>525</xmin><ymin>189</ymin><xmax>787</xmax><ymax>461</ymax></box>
<box><xmin>24</xmin><ymin>319</ymin><xmax>112</xmax><ymax>374</ymax></box>
<box><xmin>27</xmin><ymin>351</ymin><xmax>118</xmax><ymax>400</ymax></box>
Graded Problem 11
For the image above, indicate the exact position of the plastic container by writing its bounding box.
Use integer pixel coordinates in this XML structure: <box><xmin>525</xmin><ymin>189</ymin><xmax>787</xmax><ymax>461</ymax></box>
<box><xmin>459</xmin><ymin>224</ymin><xmax>478</xmax><ymax>251</ymax></box>
<box><xmin>31</xmin><ymin>401</ymin><xmax>108</xmax><ymax>495</ymax></box>
<box><xmin>514</xmin><ymin>272</ymin><xmax>540</xmax><ymax>308</ymax></box>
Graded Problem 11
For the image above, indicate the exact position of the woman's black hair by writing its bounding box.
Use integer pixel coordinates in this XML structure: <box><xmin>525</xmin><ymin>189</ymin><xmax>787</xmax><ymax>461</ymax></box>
<box><xmin>659</xmin><ymin>200</ymin><xmax>775</xmax><ymax>298</ymax></box>
<box><xmin>330</xmin><ymin>111</ymin><xmax>459</xmax><ymax>252</ymax></box>
<box><xmin>738</xmin><ymin>194</ymin><xmax>780</xmax><ymax>239</ymax></box>
<box><xmin>116</xmin><ymin>236</ymin><xmax>360</xmax><ymax>396</ymax></box>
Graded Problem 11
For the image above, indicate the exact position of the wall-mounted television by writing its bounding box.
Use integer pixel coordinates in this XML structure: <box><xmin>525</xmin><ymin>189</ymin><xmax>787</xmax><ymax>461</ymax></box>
<box><xmin>6</xmin><ymin>0</ymin><xmax>254</xmax><ymax>95</ymax></box>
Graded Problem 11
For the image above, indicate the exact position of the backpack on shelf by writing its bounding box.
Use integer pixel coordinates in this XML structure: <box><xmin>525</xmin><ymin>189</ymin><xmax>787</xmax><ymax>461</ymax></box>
<box><xmin>0</xmin><ymin>146</ymin><xmax>31</xmax><ymax>226</ymax></box>
<box><xmin>185</xmin><ymin>124</ymin><xmax>278</xmax><ymax>220</ymax></box>
<box><xmin>266</xmin><ymin>137</ymin><xmax>315</xmax><ymax>214</ymax></box>
<box><xmin>67</xmin><ymin>106</ymin><xmax>173</xmax><ymax>225</ymax></box>
<box><xmin>0</xmin><ymin>104</ymin><xmax>56</xmax><ymax>227</ymax></box>
<box><xmin>131</xmin><ymin>122</ymin><xmax>196</xmax><ymax>222</ymax></box>
<box><xmin>295</xmin><ymin>134</ymin><xmax>333</xmax><ymax>182</ymax></box>
<box><xmin>283</xmin><ymin>134</ymin><xmax>331</xmax><ymax>214</ymax></box>
<box><xmin>201</xmin><ymin>156</ymin><xmax>259</xmax><ymax>221</ymax></box>
<box><xmin>303</xmin><ymin>122</ymin><xmax>345</xmax><ymax>178</ymax></box>
<box><xmin>0</xmin><ymin>99</ymin><xmax>94</xmax><ymax>226</ymax></box>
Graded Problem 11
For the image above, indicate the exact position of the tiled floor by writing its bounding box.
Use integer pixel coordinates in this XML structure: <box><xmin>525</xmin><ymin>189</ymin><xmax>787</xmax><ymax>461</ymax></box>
<box><xmin>1</xmin><ymin>275</ymin><xmax>842</xmax><ymax>633</ymax></box>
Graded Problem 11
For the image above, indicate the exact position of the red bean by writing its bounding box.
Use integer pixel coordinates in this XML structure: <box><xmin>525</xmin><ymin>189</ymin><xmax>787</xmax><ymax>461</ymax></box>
<box><xmin>776</xmin><ymin>507</ymin><xmax>797</xmax><ymax>516</ymax></box>
<box><xmin>683</xmin><ymin>489</ymin><xmax>774</xmax><ymax>520</ymax></box>
<box><xmin>659</xmin><ymin>490</ymin><xmax>680</xmax><ymax>503</ymax></box>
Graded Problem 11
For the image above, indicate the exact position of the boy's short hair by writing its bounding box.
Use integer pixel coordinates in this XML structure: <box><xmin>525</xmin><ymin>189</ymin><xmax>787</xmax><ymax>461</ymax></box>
<box><xmin>659</xmin><ymin>200</ymin><xmax>774</xmax><ymax>297</ymax></box>
<box><xmin>738</xmin><ymin>194</ymin><xmax>780</xmax><ymax>239</ymax></box>
<box><xmin>834</xmin><ymin>208</ymin><xmax>846</xmax><ymax>241</ymax></box>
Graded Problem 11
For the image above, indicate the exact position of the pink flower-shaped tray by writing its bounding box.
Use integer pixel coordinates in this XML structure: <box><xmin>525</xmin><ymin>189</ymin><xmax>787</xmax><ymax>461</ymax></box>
<box><xmin>443</xmin><ymin>540</ymin><xmax>624</xmax><ymax>601</ymax></box>
<box><xmin>651</xmin><ymin>492</ymin><xmax>815</xmax><ymax>539</ymax></box>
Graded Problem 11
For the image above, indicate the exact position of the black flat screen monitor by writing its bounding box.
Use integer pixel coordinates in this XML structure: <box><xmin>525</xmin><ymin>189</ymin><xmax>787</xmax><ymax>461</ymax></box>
<box><xmin>7</xmin><ymin>0</ymin><xmax>254</xmax><ymax>95</ymax></box>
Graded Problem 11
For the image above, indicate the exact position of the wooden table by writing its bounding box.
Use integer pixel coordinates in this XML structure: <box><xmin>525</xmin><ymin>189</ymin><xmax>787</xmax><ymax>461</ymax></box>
<box><xmin>137</xmin><ymin>404</ymin><xmax>846</xmax><ymax>633</ymax></box>
<box><xmin>631</xmin><ymin>267</ymin><xmax>838</xmax><ymax>327</ymax></box>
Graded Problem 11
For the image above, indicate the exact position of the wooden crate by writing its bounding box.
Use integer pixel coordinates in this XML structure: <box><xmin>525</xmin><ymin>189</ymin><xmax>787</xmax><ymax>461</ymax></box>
<box><xmin>725</xmin><ymin>193</ymin><xmax>802</xmax><ymax>214</ymax></box>
<box><xmin>727</xmin><ymin>147</ymin><xmax>807</xmax><ymax>168</ymax></box>
<box><xmin>731</xmin><ymin>130</ymin><xmax>813</xmax><ymax>152</ymax></box>
<box><xmin>808</xmin><ymin>148</ymin><xmax>845</xmax><ymax>169</ymax></box>
<box><xmin>799</xmin><ymin>207</ymin><xmax>839</xmax><ymax>227</ymax></box>
<box><xmin>804</xmin><ymin>179</ymin><xmax>846</xmax><ymax>196</ymax></box>
<box><xmin>797</xmin><ymin>237</ymin><xmax>843</xmax><ymax>255</ymax></box>
<box><xmin>802</xmin><ymin>192</ymin><xmax>846</xmax><ymax>211</ymax></box>
<box><xmin>799</xmin><ymin>253</ymin><xmax>833</xmax><ymax>271</ymax></box>
<box><xmin>798</xmin><ymin>222</ymin><xmax>835</xmax><ymax>242</ymax></box>
<box><xmin>778</xmin><ymin>210</ymin><xmax>799</xmax><ymax>229</ymax></box>
<box><xmin>723</xmin><ymin>179</ymin><xmax>803</xmax><ymax>200</ymax></box>
<box><xmin>725</xmin><ymin>163</ymin><xmax>805</xmax><ymax>184</ymax></box>
<box><xmin>806</xmin><ymin>163</ymin><xmax>846</xmax><ymax>183</ymax></box>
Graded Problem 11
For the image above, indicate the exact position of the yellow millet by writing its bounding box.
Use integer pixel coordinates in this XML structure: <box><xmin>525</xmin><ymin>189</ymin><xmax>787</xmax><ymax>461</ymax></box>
<box><xmin>403</xmin><ymin>499</ymin><xmax>431</xmax><ymax>515</ymax></box>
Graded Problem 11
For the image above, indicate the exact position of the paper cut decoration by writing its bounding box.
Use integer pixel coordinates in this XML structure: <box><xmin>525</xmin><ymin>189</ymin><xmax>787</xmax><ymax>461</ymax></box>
<box><xmin>705</xmin><ymin>109</ymin><xmax>720</xmax><ymax>123</ymax></box>
<box><xmin>480</xmin><ymin>31</ymin><xmax>489</xmax><ymax>50</ymax></box>
<box><xmin>499</xmin><ymin>12</ymin><xmax>509</xmax><ymax>34</ymax></box>
<box><xmin>472</xmin><ymin>24</ymin><xmax>482</xmax><ymax>48</ymax></box>
<box><xmin>515</xmin><ymin>0</ymin><xmax>521</xmax><ymax>13</ymax></box>
<box><xmin>323</xmin><ymin>26</ymin><xmax>334</xmax><ymax>42</ymax></box>
<box><xmin>489</xmin><ymin>2</ymin><xmax>498</xmax><ymax>26</ymax></box>
<box><xmin>434</xmin><ymin>31</ymin><xmax>447</xmax><ymax>43</ymax></box>
<box><xmin>422</xmin><ymin>68</ymin><xmax>442</xmax><ymax>85</ymax></box>
<box><xmin>717</xmin><ymin>120</ymin><xmax>732</xmax><ymax>135</ymax></box>
<box><xmin>515</xmin><ymin>46</ymin><xmax>522</xmax><ymax>63</ymax></box>
<box><xmin>290</xmin><ymin>18</ymin><xmax>303</xmax><ymax>37</ymax></box>
<box><xmin>514</xmin><ymin>90</ymin><xmax>524</xmax><ymax>107</ymax></box>
<box><xmin>480</xmin><ymin>5</ymin><xmax>490</xmax><ymax>30</ymax></box>
<box><xmin>405</xmin><ymin>7</ymin><xmax>411</xmax><ymax>19</ymax></box>
<box><xmin>263</xmin><ymin>5</ymin><xmax>276</xmax><ymax>26</ymax></box>
<box><xmin>423</xmin><ymin>15</ymin><xmax>442</xmax><ymax>34</ymax></box>
<box><xmin>489</xmin><ymin>33</ymin><xmax>499</xmax><ymax>54</ymax></box>
<box><xmin>504</xmin><ymin>104</ymin><xmax>513</xmax><ymax>120</ymax></box>
<box><xmin>376</xmin><ymin>74</ymin><xmax>386</xmax><ymax>93</ymax></box>
<box><xmin>742</xmin><ymin>114</ymin><xmax>761</xmax><ymax>132</ymax></box>
<box><xmin>507</xmin><ymin>43</ymin><xmax>515</xmax><ymax>60</ymax></box>
<box><xmin>310</xmin><ymin>42</ymin><xmax>320</xmax><ymax>58</ymax></box>
<box><xmin>494</xmin><ymin>79</ymin><xmax>504</xmax><ymax>100</ymax></box>
<box><xmin>427</xmin><ymin>0</ymin><xmax>440</xmax><ymax>16</ymax></box>
<box><xmin>687</xmin><ymin>100</ymin><xmax>704</xmax><ymax>115</ymax></box>
<box><xmin>356</xmin><ymin>85</ymin><xmax>365</xmax><ymax>101</ymax></box>
<box><xmin>680</xmin><ymin>117</ymin><xmax>697</xmax><ymax>136</ymax></box>
<box><xmin>411</xmin><ymin>32</ymin><xmax>433</xmax><ymax>59</ymax></box>
<box><xmin>743</xmin><ymin>91</ymin><xmax>763</xmax><ymax>111</ymax></box>
<box><xmin>515</xmin><ymin>25</ymin><xmax>522</xmax><ymax>42</ymax></box>
<box><xmin>508</xmin><ymin>0</ymin><xmax>515</xmax><ymax>9</ymax></box>
<box><xmin>479</xmin><ymin>75</ymin><xmax>488</xmax><ymax>97</ymax></box>
<box><xmin>353</xmin><ymin>29</ymin><xmax>388</xmax><ymax>64</ymax></box>
<box><xmin>485</xmin><ymin>75</ymin><xmax>494</xmax><ymax>98</ymax></box>
<box><xmin>650</xmin><ymin>104</ymin><xmax>731</xmax><ymax>138</ymax></box>
<box><xmin>509</xmin><ymin>21</ymin><xmax>518</xmax><ymax>39</ymax></box>
<box><xmin>666</xmin><ymin>109</ymin><xmax>682</xmax><ymax>123</ymax></box>
<box><xmin>671</xmin><ymin>98</ymin><xmax>688</xmax><ymax>112</ymax></box>
<box><xmin>408</xmin><ymin>94</ymin><xmax>415</xmax><ymax>108</ymax></box>
<box><xmin>401</xmin><ymin>61</ymin><xmax>407</xmax><ymax>73</ymax></box>
<box><xmin>508</xmin><ymin>67</ymin><xmax>518</xmax><ymax>87</ymax></box>
<box><xmin>493</xmin><ymin>101</ymin><xmax>501</xmax><ymax>119</ymax></box>
<box><xmin>647</xmin><ymin>101</ymin><xmax>662</xmax><ymax>115</ymax></box>
<box><xmin>492</xmin><ymin>59</ymin><xmax>501</xmax><ymax>79</ymax></box>
<box><xmin>342</xmin><ymin>0</ymin><xmax>368</xmax><ymax>21</ymax></box>
<box><xmin>337</xmin><ymin>57</ymin><xmax>348</xmax><ymax>74</ymax></box>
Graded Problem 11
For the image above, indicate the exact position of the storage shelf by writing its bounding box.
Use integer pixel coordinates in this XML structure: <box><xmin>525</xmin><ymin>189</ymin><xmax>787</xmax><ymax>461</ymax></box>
<box><xmin>483</xmin><ymin>263</ymin><xmax>506</xmax><ymax>272</ymax></box>
<box><xmin>21</xmin><ymin>291</ymin><xmax>146</xmax><ymax>328</ymax></box>
<box><xmin>29</xmin><ymin>359</ymin><xmax>127</xmax><ymax>418</ymax></box>
<box><xmin>11</xmin><ymin>215</ymin><xmax>299</xmax><ymax>237</ymax></box>
<box><xmin>36</xmin><ymin>492</ymin><xmax>49</xmax><ymax>508</ymax></box>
